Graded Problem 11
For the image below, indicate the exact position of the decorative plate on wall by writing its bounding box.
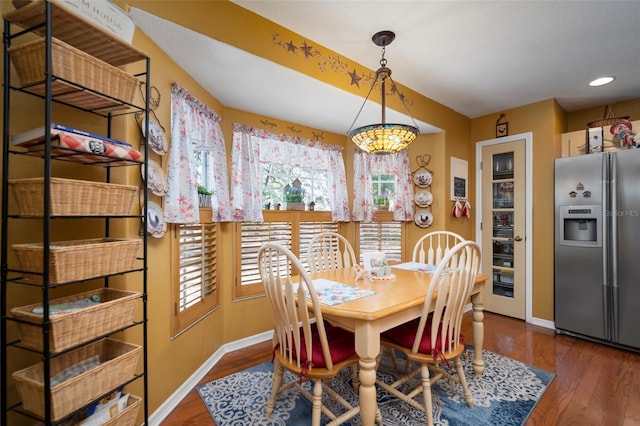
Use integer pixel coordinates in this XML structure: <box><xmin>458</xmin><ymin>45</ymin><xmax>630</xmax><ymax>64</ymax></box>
<box><xmin>413</xmin><ymin>170</ymin><xmax>432</xmax><ymax>188</ymax></box>
<box><xmin>146</xmin><ymin>201</ymin><xmax>166</xmax><ymax>238</ymax></box>
<box><xmin>141</xmin><ymin>117</ymin><xmax>168</xmax><ymax>155</ymax></box>
<box><xmin>414</xmin><ymin>189</ymin><xmax>433</xmax><ymax>207</ymax></box>
<box><xmin>414</xmin><ymin>209</ymin><xmax>433</xmax><ymax>228</ymax></box>
<box><xmin>141</xmin><ymin>159</ymin><xmax>168</xmax><ymax>196</ymax></box>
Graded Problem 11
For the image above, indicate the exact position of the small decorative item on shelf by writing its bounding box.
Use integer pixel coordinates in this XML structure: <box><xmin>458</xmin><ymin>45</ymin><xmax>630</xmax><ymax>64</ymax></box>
<box><xmin>375</xmin><ymin>196</ymin><xmax>389</xmax><ymax>212</ymax></box>
<box><xmin>362</xmin><ymin>251</ymin><xmax>395</xmax><ymax>280</ymax></box>
<box><xmin>354</xmin><ymin>264</ymin><xmax>372</xmax><ymax>283</ymax></box>
<box><xmin>198</xmin><ymin>185</ymin><xmax>214</xmax><ymax>208</ymax></box>
<box><xmin>283</xmin><ymin>178</ymin><xmax>305</xmax><ymax>210</ymax></box>
<box><xmin>610</xmin><ymin>119</ymin><xmax>637</xmax><ymax>148</ymax></box>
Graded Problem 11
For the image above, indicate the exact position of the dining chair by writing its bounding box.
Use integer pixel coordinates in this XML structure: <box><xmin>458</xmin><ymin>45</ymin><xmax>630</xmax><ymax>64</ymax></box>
<box><xmin>412</xmin><ymin>230</ymin><xmax>465</xmax><ymax>265</ymax></box>
<box><xmin>306</xmin><ymin>232</ymin><xmax>357</xmax><ymax>273</ymax></box>
<box><xmin>377</xmin><ymin>240</ymin><xmax>481</xmax><ymax>426</ymax></box>
<box><xmin>258</xmin><ymin>242</ymin><xmax>382</xmax><ymax>426</ymax></box>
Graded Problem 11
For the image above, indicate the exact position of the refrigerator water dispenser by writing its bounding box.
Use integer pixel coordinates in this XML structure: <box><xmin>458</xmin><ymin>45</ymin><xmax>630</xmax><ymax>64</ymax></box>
<box><xmin>558</xmin><ymin>205</ymin><xmax>602</xmax><ymax>247</ymax></box>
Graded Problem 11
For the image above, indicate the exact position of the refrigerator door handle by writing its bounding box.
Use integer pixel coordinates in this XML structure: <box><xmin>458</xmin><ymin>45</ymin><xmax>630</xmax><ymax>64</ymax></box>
<box><xmin>610</xmin><ymin>154</ymin><xmax>618</xmax><ymax>342</ymax></box>
<box><xmin>601</xmin><ymin>153</ymin><xmax>611</xmax><ymax>341</ymax></box>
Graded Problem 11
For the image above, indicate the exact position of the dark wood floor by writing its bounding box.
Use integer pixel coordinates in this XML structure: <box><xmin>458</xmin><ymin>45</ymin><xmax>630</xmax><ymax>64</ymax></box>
<box><xmin>160</xmin><ymin>311</ymin><xmax>640</xmax><ymax>425</ymax></box>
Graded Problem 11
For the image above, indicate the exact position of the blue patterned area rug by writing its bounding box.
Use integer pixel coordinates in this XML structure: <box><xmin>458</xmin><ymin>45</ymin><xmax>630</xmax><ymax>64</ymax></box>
<box><xmin>196</xmin><ymin>347</ymin><xmax>554</xmax><ymax>425</ymax></box>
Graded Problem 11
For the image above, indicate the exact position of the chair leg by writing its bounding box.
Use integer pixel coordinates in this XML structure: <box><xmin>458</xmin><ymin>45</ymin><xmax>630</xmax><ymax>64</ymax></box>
<box><xmin>266</xmin><ymin>360</ymin><xmax>285</xmax><ymax>417</ymax></box>
<box><xmin>311</xmin><ymin>379</ymin><xmax>323</xmax><ymax>426</ymax></box>
<box><xmin>351</xmin><ymin>365</ymin><xmax>359</xmax><ymax>393</ymax></box>
<box><xmin>421</xmin><ymin>364</ymin><xmax>435</xmax><ymax>426</ymax></box>
<box><xmin>454</xmin><ymin>356</ymin><xmax>474</xmax><ymax>408</ymax></box>
<box><xmin>375</xmin><ymin>406</ymin><xmax>384</xmax><ymax>425</ymax></box>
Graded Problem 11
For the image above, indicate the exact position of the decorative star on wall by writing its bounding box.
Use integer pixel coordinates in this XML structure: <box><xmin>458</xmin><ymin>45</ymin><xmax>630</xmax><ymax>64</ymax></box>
<box><xmin>300</xmin><ymin>41</ymin><xmax>314</xmax><ymax>59</ymax></box>
<box><xmin>285</xmin><ymin>40</ymin><xmax>297</xmax><ymax>53</ymax></box>
<box><xmin>348</xmin><ymin>69</ymin><xmax>362</xmax><ymax>88</ymax></box>
<box><xmin>270</xmin><ymin>32</ymin><xmax>415</xmax><ymax>123</ymax></box>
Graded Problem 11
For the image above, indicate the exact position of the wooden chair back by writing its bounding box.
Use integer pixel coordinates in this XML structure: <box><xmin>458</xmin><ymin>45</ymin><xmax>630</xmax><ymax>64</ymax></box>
<box><xmin>258</xmin><ymin>242</ymin><xmax>334</xmax><ymax>371</ymax></box>
<box><xmin>412</xmin><ymin>231</ymin><xmax>465</xmax><ymax>265</ymax></box>
<box><xmin>413</xmin><ymin>240</ymin><xmax>481</xmax><ymax>355</ymax></box>
<box><xmin>306</xmin><ymin>232</ymin><xmax>357</xmax><ymax>273</ymax></box>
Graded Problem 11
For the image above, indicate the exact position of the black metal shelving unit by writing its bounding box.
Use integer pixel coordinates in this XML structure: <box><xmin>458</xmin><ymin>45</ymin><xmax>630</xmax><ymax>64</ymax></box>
<box><xmin>2</xmin><ymin>1</ymin><xmax>149</xmax><ymax>424</ymax></box>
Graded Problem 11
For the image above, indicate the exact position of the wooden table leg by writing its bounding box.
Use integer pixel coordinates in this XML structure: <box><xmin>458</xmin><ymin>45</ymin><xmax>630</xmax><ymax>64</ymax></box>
<box><xmin>354</xmin><ymin>321</ymin><xmax>380</xmax><ymax>426</ymax></box>
<box><xmin>471</xmin><ymin>289</ymin><xmax>485</xmax><ymax>376</ymax></box>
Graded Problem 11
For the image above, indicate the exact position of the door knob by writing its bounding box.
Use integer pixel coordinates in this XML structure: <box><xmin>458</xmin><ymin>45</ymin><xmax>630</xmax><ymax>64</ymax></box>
<box><xmin>514</xmin><ymin>236</ymin><xmax>523</xmax><ymax>242</ymax></box>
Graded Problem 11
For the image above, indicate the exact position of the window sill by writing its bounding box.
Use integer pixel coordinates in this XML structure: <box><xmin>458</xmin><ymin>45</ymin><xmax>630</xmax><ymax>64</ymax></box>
<box><xmin>262</xmin><ymin>210</ymin><xmax>332</xmax><ymax>221</ymax></box>
<box><xmin>199</xmin><ymin>207</ymin><xmax>213</xmax><ymax>222</ymax></box>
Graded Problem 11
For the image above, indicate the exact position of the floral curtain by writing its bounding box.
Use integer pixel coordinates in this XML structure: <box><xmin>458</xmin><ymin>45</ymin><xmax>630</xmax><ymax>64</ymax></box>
<box><xmin>352</xmin><ymin>149</ymin><xmax>414</xmax><ymax>222</ymax></box>
<box><xmin>165</xmin><ymin>83</ymin><xmax>231</xmax><ymax>223</ymax></box>
<box><xmin>230</xmin><ymin>124</ymin><xmax>350</xmax><ymax>222</ymax></box>
<box><xmin>230</xmin><ymin>124</ymin><xmax>263</xmax><ymax>221</ymax></box>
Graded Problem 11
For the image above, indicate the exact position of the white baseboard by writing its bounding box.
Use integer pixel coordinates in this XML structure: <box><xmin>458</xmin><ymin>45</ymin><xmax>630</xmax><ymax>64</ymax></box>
<box><xmin>529</xmin><ymin>317</ymin><xmax>555</xmax><ymax>330</ymax></box>
<box><xmin>148</xmin><ymin>330</ymin><xmax>273</xmax><ymax>425</ymax></box>
<box><xmin>464</xmin><ymin>303</ymin><xmax>556</xmax><ymax>331</ymax></box>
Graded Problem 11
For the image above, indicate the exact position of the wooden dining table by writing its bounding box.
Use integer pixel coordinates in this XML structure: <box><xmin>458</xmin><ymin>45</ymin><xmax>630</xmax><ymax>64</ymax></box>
<box><xmin>309</xmin><ymin>265</ymin><xmax>488</xmax><ymax>426</ymax></box>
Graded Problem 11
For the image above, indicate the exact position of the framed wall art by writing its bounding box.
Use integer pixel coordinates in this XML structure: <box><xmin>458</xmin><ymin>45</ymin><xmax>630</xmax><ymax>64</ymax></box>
<box><xmin>496</xmin><ymin>113</ymin><xmax>509</xmax><ymax>138</ymax></box>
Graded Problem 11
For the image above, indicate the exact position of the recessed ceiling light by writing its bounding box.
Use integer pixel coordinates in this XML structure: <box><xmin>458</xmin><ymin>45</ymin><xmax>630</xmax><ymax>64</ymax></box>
<box><xmin>589</xmin><ymin>76</ymin><xmax>615</xmax><ymax>87</ymax></box>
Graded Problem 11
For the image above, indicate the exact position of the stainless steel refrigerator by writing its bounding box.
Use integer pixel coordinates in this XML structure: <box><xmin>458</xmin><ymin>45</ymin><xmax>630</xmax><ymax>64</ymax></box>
<box><xmin>555</xmin><ymin>149</ymin><xmax>640</xmax><ymax>351</ymax></box>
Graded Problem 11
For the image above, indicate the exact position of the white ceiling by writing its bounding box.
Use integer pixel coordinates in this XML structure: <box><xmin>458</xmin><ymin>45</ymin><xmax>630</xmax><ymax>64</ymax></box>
<box><xmin>129</xmin><ymin>1</ymin><xmax>640</xmax><ymax>136</ymax></box>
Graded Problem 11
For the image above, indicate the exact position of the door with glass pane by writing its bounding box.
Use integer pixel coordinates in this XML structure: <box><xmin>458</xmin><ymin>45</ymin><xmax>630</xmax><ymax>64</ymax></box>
<box><xmin>482</xmin><ymin>140</ymin><xmax>526</xmax><ymax>319</ymax></box>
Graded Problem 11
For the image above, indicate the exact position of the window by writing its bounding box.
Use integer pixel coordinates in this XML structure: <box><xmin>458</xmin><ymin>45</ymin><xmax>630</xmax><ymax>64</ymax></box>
<box><xmin>167</xmin><ymin>83</ymin><xmax>231</xmax><ymax>223</ymax></box>
<box><xmin>230</xmin><ymin>124</ymin><xmax>349</xmax><ymax>222</ymax></box>
<box><xmin>261</xmin><ymin>164</ymin><xmax>330</xmax><ymax>210</ymax></box>
<box><xmin>235</xmin><ymin>211</ymin><xmax>337</xmax><ymax>299</ymax></box>
<box><xmin>193</xmin><ymin>148</ymin><xmax>216</xmax><ymax>194</ymax></box>
<box><xmin>352</xmin><ymin>149</ymin><xmax>414</xmax><ymax>222</ymax></box>
<box><xmin>372</xmin><ymin>173</ymin><xmax>395</xmax><ymax>210</ymax></box>
<box><xmin>358</xmin><ymin>217</ymin><xmax>404</xmax><ymax>263</ymax></box>
<box><xmin>171</xmin><ymin>222</ymin><xmax>219</xmax><ymax>336</ymax></box>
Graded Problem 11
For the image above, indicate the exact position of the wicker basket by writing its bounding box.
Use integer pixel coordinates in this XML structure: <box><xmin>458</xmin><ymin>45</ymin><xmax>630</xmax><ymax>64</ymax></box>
<box><xmin>587</xmin><ymin>105</ymin><xmax>630</xmax><ymax>128</ymax></box>
<box><xmin>103</xmin><ymin>394</ymin><xmax>142</xmax><ymax>426</ymax></box>
<box><xmin>8</xmin><ymin>37</ymin><xmax>138</xmax><ymax>103</ymax></box>
<box><xmin>12</xmin><ymin>338</ymin><xmax>141</xmax><ymax>421</ymax></box>
<box><xmin>9</xmin><ymin>178</ymin><xmax>137</xmax><ymax>217</ymax></box>
<box><xmin>11</xmin><ymin>288</ymin><xmax>140</xmax><ymax>353</ymax></box>
<box><xmin>12</xmin><ymin>238</ymin><xmax>141</xmax><ymax>285</ymax></box>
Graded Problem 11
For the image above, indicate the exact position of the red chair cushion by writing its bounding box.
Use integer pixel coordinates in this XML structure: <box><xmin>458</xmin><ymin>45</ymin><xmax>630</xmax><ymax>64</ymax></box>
<box><xmin>382</xmin><ymin>318</ymin><xmax>450</xmax><ymax>356</ymax></box>
<box><xmin>297</xmin><ymin>321</ymin><xmax>356</xmax><ymax>368</ymax></box>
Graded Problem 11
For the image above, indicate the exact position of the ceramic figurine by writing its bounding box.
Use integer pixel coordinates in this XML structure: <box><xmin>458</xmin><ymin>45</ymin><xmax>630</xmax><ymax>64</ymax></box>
<box><xmin>610</xmin><ymin>119</ymin><xmax>636</xmax><ymax>148</ymax></box>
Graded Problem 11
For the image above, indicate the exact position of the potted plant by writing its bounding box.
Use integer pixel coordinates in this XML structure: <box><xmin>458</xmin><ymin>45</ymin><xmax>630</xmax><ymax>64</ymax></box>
<box><xmin>283</xmin><ymin>179</ymin><xmax>306</xmax><ymax>210</ymax></box>
<box><xmin>375</xmin><ymin>197</ymin><xmax>389</xmax><ymax>212</ymax></box>
<box><xmin>198</xmin><ymin>185</ymin><xmax>214</xmax><ymax>208</ymax></box>
<box><xmin>283</xmin><ymin>191</ymin><xmax>305</xmax><ymax>210</ymax></box>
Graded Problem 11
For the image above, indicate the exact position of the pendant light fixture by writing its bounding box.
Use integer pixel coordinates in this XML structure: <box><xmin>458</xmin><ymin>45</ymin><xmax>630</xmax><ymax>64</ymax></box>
<box><xmin>348</xmin><ymin>30</ymin><xmax>420</xmax><ymax>154</ymax></box>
